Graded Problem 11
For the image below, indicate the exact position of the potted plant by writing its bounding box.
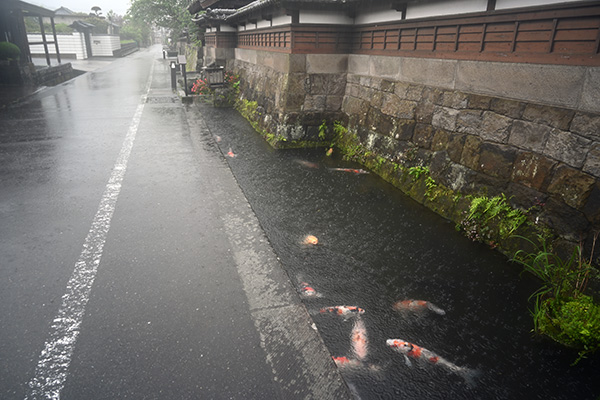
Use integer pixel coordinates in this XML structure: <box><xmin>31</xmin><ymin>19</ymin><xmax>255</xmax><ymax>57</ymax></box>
<box><xmin>0</xmin><ymin>41</ymin><xmax>21</xmax><ymax>66</ymax></box>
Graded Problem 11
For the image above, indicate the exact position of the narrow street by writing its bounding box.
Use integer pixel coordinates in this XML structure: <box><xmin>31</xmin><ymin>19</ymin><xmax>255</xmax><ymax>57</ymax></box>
<box><xmin>0</xmin><ymin>46</ymin><xmax>349</xmax><ymax>399</ymax></box>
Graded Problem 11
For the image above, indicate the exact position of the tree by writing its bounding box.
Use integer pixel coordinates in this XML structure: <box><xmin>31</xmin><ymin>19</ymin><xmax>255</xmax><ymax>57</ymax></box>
<box><xmin>127</xmin><ymin>0</ymin><xmax>199</xmax><ymax>44</ymax></box>
<box><xmin>91</xmin><ymin>6</ymin><xmax>103</xmax><ymax>17</ymax></box>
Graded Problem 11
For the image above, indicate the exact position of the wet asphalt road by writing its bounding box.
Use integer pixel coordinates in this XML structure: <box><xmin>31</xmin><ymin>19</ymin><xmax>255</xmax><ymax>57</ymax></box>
<box><xmin>0</xmin><ymin>47</ymin><xmax>349</xmax><ymax>399</ymax></box>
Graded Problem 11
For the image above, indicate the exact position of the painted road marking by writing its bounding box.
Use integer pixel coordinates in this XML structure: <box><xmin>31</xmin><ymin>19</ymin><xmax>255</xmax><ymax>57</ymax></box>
<box><xmin>24</xmin><ymin>60</ymin><xmax>155</xmax><ymax>400</ymax></box>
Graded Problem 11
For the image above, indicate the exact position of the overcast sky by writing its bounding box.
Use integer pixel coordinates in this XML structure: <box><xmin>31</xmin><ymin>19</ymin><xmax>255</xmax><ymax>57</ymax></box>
<box><xmin>30</xmin><ymin>0</ymin><xmax>132</xmax><ymax>17</ymax></box>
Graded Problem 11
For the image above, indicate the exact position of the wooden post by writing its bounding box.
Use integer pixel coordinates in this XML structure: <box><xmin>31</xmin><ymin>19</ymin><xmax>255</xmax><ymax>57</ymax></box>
<box><xmin>50</xmin><ymin>17</ymin><xmax>61</xmax><ymax>64</ymax></box>
<box><xmin>38</xmin><ymin>16</ymin><xmax>50</xmax><ymax>66</ymax></box>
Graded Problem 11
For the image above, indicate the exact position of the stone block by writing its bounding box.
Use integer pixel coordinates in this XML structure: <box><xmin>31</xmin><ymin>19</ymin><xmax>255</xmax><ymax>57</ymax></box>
<box><xmin>460</xmin><ymin>134</ymin><xmax>482</xmax><ymax>170</ymax></box>
<box><xmin>432</xmin><ymin>129</ymin><xmax>449</xmax><ymax>152</ymax></box>
<box><xmin>394</xmin><ymin>82</ymin><xmax>410</xmax><ymax>98</ymax></box>
<box><xmin>543</xmin><ymin>130</ymin><xmax>591</xmax><ymax>169</ymax></box>
<box><xmin>414</xmin><ymin>100</ymin><xmax>435</xmax><ymax>124</ymax></box>
<box><xmin>583</xmin><ymin>144</ymin><xmax>600</xmax><ymax>178</ymax></box>
<box><xmin>367</xmin><ymin>107</ymin><xmax>395</xmax><ymax>136</ymax></box>
<box><xmin>511</xmin><ymin>152</ymin><xmax>557</xmax><ymax>191</ymax></box>
<box><xmin>370</xmin><ymin>90</ymin><xmax>384</xmax><ymax>108</ymax></box>
<box><xmin>570</xmin><ymin>112</ymin><xmax>600</xmax><ymax>141</ymax></box>
<box><xmin>447</xmin><ymin>133</ymin><xmax>466</xmax><ymax>163</ymax></box>
<box><xmin>441</xmin><ymin>91</ymin><xmax>469</xmax><ymax>109</ymax></box>
<box><xmin>456</xmin><ymin>60</ymin><xmax>585</xmax><ymax>110</ymax></box>
<box><xmin>582</xmin><ymin>182</ymin><xmax>600</xmax><ymax>225</ymax></box>
<box><xmin>507</xmin><ymin>182</ymin><xmax>547</xmax><ymax>211</ymax></box>
<box><xmin>580</xmin><ymin>67</ymin><xmax>600</xmax><ymax>113</ymax></box>
<box><xmin>489</xmin><ymin>97</ymin><xmax>526</xmax><ymax>119</ymax></box>
<box><xmin>380</xmin><ymin>79</ymin><xmax>395</xmax><ymax>93</ymax></box>
<box><xmin>540</xmin><ymin>197</ymin><xmax>589</xmax><ymax>242</ymax></box>
<box><xmin>547</xmin><ymin>164</ymin><xmax>596</xmax><ymax>209</ymax></box>
<box><xmin>369</xmin><ymin>55</ymin><xmax>401</xmax><ymax>79</ymax></box>
<box><xmin>326</xmin><ymin>96</ymin><xmax>344</xmax><ymax>111</ymax></box>
<box><xmin>432</xmin><ymin>106</ymin><xmax>459</xmax><ymax>131</ymax></box>
<box><xmin>342</xmin><ymin>96</ymin><xmax>366</xmax><ymax>116</ymax></box>
<box><xmin>308</xmin><ymin>74</ymin><xmax>346</xmax><ymax>96</ymax></box>
<box><xmin>348</xmin><ymin>55</ymin><xmax>370</xmax><ymax>75</ymax></box>
<box><xmin>478</xmin><ymin>142</ymin><xmax>517</xmax><ymax>180</ymax></box>
<box><xmin>395</xmin><ymin>120</ymin><xmax>416</xmax><ymax>141</ymax></box>
<box><xmin>381</xmin><ymin>93</ymin><xmax>417</xmax><ymax>119</ymax></box>
<box><xmin>306</xmin><ymin>54</ymin><xmax>348</xmax><ymax>74</ymax></box>
<box><xmin>405</xmin><ymin>84</ymin><xmax>425</xmax><ymax>101</ymax></box>
<box><xmin>456</xmin><ymin>109</ymin><xmax>483</xmax><ymax>135</ymax></box>
<box><xmin>413</xmin><ymin>124</ymin><xmax>435</xmax><ymax>149</ymax></box>
<box><xmin>400</xmin><ymin>57</ymin><xmax>457</xmax><ymax>89</ymax></box>
<box><xmin>440</xmin><ymin>162</ymin><xmax>477</xmax><ymax>193</ymax></box>
<box><xmin>508</xmin><ymin>120</ymin><xmax>551</xmax><ymax>153</ymax></box>
<box><xmin>303</xmin><ymin>95</ymin><xmax>327</xmax><ymax>111</ymax></box>
<box><xmin>347</xmin><ymin>74</ymin><xmax>361</xmax><ymax>85</ymax></box>
<box><xmin>288</xmin><ymin>54</ymin><xmax>306</xmax><ymax>73</ymax></box>
<box><xmin>467</xmin><ymin>94</ymin><xmax>493</xmax><ymax>110</ymax></box>
<box><xmin>480</xmin><ymin>111</ymin><xmax>513</xmax><ymax>143</ymax></box>
<box><xmin>522</xmin><ymin>103</ymin><xmax>574</xmax><ymax>130</ymax></box>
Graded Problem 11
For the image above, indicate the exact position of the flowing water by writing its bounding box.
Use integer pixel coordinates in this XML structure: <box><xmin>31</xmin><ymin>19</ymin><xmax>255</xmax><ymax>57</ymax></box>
<box><xmin>195</xmin><ymin>104</ymin><xmax>599</xmax><ymax>399</ymax></box>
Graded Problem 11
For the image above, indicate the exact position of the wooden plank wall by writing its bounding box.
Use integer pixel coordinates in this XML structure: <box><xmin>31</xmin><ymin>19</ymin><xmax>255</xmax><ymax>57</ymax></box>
<box><xmin>213</xmin><ymin>3</ymin><xmax>600</xmax><ymax>66</ymax></box>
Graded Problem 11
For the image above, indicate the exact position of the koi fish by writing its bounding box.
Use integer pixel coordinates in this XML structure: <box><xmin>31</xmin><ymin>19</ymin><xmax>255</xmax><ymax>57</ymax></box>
<box><xmin>351</xmin><ymin>318</ymin><xmax>368</xmax><ymax>361</ymax></box>
<box><xmin>320</xmin><ymin>305</ymin><xmax>365</xmax><ymax>318</ymax></box>
<box><xmin>386</xmin><ymin>339</ymin><xmax>479</xmax><ymax>386</ymax></box>
<box><xmin>215</xmin><ymin>135</ymin><xmax>222</xmax><ymax>142</ymax></box>
<box><xmin>299</xmin><ymin>281</ymin><xmax>322</xmax><ymax>298</ymax></box>
<box><xmin>227</xmin><ymin>148</ymin><xmax>236</xmax><ymax>157</ymax></box>
<box><xmin>329</xmin><ymin>168</ymin><xmax>369</xmax><ymax>174</ymax></box>
<box><xmin>392</xmin><ymin>299</ymin><xmax>446</xmax><ymax>315</ymax></box>
<box><xmin>302</xmin><ymin>234</ymin><xmax>318</xmax><ymax>245</ymax></box>
<box><xmin>333</xmin><ymin>356</ymin><xmax>384</xmax><ymax>375</ymax></box>
<box><xmin>333</xmin><ymin>356</ymin><xmax>362</xmax><ymax>369</ymax></box>
<box><xmin>326</xmin><ymin>148</ymin><xmax>333</xmax><ymax>156</ymax></box>
<box><xmin>294</xmin><ymin>159</ymin><xmax>319</xmax><ymax>169</ymax></box>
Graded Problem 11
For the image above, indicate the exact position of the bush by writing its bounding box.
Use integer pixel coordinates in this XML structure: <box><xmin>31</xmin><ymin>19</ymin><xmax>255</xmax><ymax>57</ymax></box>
<box><xmin>0</xmin><ymin>41</ymin><xmax>21</xmax><ymax>61</ymax></box>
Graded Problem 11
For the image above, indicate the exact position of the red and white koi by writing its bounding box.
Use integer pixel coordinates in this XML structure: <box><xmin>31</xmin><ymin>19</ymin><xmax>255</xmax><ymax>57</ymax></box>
<box><xmin>333</xmin><ymin>356</ymin><xmax>362</xmax><ymax>369</ymax></box>
<box><xmin>299</xmin><ymin>281</ymin><xmax>322</xmax><ymax>298</ymax></box>
<box><xmin>386</xmin><ymin>339</ymin><xmax>479</xmax><ymax>386</ymax></box>
<box><xmin>350</xmin><ymin>318</ymin><xmax>368</xmax><ymax>361</ymax></box>
<box><xmin>227</xmin><ymin>148</ymin><xmax>236</xmax><ymax>157</ymax></box>
<box><xmin>392</xmin><ymin>299</ymin><xmax>446</xmax><ymax>315</ymax></box>
<box><xmin>320</xmin><ymin>305</ymin><xmax>365</xmax><ymax>319</ymax></box>
<box><xmin>329</xmin><ymin>167</ymin><xmax>369</xmax><ymax>174</ymax></box>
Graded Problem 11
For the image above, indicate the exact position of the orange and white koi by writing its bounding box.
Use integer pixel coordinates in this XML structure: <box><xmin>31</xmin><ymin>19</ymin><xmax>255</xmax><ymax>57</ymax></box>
<box><xmin>351</xmin><ymin>318</ymin><xmax>368</xmax><ymax>361</ymax></box>
<box><xmin>299</xmin><ymin>281</ymin><xmax>322</xmax><ymax>298</ymax></box>
<box><xmin>392</xmin><ymin>299</ymin><xmax>445</xmax><ymax>315</ymax></box>
<box><xmin>227</xmin><ymin>148</ymin><xmax>236</xmax><ymax>158</ymax></box>
<box><xmin>320</xmin><ymin>305</ymin><xmax>365</xmax><ymax>318</ymax></box>
<box><xmin>329</xmin><ymin>167</ymin><xmax>369</xmax><ymax>174</ymax></box>
<box><xmin>302</xmin><ymin>234</ymin><xmax>318</xmax><ymax>245</ymax></box>
<box><xmin>326</xmin><ymin>148</ymin><xmax>333</xmax><ymax>156</ymax></box>
<box><xmin>386</xmin><ymin>339</ymin><xmax>479</xmax><ymax>386</ymax></box>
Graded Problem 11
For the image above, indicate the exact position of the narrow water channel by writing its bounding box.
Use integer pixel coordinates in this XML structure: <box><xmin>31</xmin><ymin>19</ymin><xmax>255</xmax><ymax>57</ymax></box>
<box><xmin>194</xmin><ymin>103</ymin><xmax>599</xmax><ymax>400</ymax></box>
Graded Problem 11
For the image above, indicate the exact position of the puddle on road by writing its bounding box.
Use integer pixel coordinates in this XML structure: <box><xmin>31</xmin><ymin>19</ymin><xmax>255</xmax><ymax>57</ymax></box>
<box><xmin>197</xmin><ymin>104</ymin><xmax>599</xmax><ymax>400</ymax></box>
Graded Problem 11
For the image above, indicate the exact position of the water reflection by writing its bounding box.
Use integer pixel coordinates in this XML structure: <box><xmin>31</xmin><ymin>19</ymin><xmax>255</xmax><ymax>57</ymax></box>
<box><xmin>199</xmin><ymin>104</ymin><xmax>599</xmax><ymax>399</ymax></box>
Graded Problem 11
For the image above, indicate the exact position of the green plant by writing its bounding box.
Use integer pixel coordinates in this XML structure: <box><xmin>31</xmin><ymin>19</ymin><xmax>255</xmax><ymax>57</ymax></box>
<box><xmin>408</xmin><ymin>166</ymin><xmax>430</xmax><ymax>181</ymax></box>
<box><xmin>333</xmin><ymin>121</ymin><xmax>347</xmax><ymax>137</ymax></box>
<box><xmin>0</xmin><ymin>41</ymin><xmax>21</xmax><ymax>61</ymax></box>
<box><xmin>513</xmin><ymin>235</ymin><xmax>600</xmax><ymax>363</ymax></box>
<box><xmin>318</xmin><ymin>120</ymin><xmax>327</xmax><ymax>140</ymax></box>
<box><xmin>458</xmin><ymin>193</ymin><xmax>528</xmax><ymax>246</ymax></box>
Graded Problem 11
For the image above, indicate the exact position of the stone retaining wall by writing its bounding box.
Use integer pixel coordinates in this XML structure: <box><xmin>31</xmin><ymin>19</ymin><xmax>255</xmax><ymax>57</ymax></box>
<box><xmin>342</xmin><ymin>73</ymin><xmax>600</xmax><ymax>244</ymax></box>
<box><xmin>232</xmin><ymin>51</ymin><xmax>347</xmax><ymax>144</ymax></box>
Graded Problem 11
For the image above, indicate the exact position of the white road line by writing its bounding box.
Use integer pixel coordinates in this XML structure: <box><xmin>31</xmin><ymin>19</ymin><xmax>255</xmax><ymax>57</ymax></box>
<box><xmin>25</xmin><ymin>60</ymin><xmax>155</xmax><ymax>400</ymax></box>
